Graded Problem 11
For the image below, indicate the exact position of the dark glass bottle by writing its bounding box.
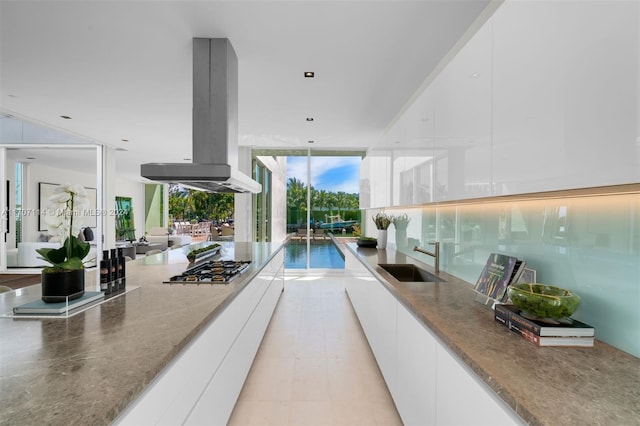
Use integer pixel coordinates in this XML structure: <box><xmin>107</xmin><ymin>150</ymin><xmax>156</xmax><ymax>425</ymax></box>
<box><xmin>100</xmin><ymin>250</ymin><xmax>112</xmax><ymax>293</ymax></box>
<box><xmin>110</xmin><ymin>248</ymin><xmax>120</xmax><ymax>293</ymax></box>
<box><xmin>117</xmin><ymin>247</ymin><xmax>126</xmax><ymax>290</ymax></box>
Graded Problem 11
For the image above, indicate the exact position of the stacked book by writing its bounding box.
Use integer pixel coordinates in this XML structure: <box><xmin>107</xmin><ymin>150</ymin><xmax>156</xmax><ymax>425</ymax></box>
<box><xmin>13</xmin><ymin>291</ymin><xmax>105</xmax><ymax>316</ymax></box>
<box><xmin>495</xmin><ymin>304</ymin><xmax>595</xmax><ymax>347</ymax></box>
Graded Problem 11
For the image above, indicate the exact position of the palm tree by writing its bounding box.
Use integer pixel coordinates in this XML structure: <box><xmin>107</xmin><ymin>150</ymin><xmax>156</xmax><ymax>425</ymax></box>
<box><xmin>287</xmin><ymin>177</ymin><xmax>307</xmax><ymax>225</ymax></box>
<box><xmin>169</xmin><ymin>185</ymin><xmax>234</xmax><ymax>224</ymax></box>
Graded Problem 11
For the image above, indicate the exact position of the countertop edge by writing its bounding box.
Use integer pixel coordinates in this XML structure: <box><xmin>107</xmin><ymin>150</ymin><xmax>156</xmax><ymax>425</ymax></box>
<box><xmin>112</xmin><ymin>242</ymin><xmax>286</xmax><ymax>420</ymax></box>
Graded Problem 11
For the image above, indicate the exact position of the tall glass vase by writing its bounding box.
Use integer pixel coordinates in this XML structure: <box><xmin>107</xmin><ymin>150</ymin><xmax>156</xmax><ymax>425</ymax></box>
<box><xmin>377</xmin><ymin>229</ymin><xmax>388</xmax><ymax>250</ymax></box>
<box><xmin>395</xmin><ymin>228</ymin><xmax>407</xmax><ymax>250</ymax></box>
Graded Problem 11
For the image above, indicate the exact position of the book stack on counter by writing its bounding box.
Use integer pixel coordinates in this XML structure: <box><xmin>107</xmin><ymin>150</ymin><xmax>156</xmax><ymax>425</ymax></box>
<box><xmin>495</xmin><ymin>304</ymin><xmax>595</xmax><ymax>347</ymax></box>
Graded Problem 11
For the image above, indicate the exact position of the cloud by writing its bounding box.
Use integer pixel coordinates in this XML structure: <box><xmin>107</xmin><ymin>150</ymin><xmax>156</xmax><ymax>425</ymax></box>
<box><xmin>287</xmin><ymin>156</ymin><xmax>360</xmax><ymax>194</ymax></box>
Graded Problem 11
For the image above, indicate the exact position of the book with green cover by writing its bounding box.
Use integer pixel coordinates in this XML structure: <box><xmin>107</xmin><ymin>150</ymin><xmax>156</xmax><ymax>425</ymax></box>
<box><xmin>13</xmin><ymin>291</ymin><xmax>104</xmax><ymax>315</ymax></box>
<box><xmin>474</xmin><ymin>253</ymin><xmax>526</xmax><ymax>302</ymax></box>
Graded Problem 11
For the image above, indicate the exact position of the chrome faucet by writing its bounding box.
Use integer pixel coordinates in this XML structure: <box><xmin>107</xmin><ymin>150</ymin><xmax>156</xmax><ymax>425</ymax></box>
<box><xmin>413</xmin><ymin>242</ymin><xmax>440</xmax><ymax>274</ymax></box>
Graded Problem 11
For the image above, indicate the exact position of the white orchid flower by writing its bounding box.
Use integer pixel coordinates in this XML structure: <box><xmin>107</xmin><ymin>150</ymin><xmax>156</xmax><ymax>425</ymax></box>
<box><xmin>49</xmin><ymin>190</ymin><xmax>71</xmax><ymax>204</ymax></box>
<box><xmin>37</xmin><ymin>183</ymin><xmax>92</xmax><ymax>270</ymax></box>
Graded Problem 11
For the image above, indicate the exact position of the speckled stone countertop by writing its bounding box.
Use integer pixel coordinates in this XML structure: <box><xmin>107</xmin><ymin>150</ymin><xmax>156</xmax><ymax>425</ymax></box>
<box><xmin>0</xmin><ymin>241</ymin><xmax>283</xmax><ymax>426</ymax></box>
<box><xmin>341</xmin><ymin>242</ymin><xmax>640</xmax><ymax>426</ymax></box>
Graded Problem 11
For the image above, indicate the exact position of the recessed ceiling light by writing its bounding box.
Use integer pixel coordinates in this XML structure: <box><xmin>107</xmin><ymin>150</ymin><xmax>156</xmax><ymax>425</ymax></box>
<box><xmin>60</xmin><ymin>115</ymin><xmax>72</xmax><ymax>119</ymax></box>
<box><xmin>304</xmin><ymin>71</ymin><xmax>315</xmax><ymax>78</ymax></box>
<box><xmin>8</xmin><ymin>94</ymin><xmax>17</xmax><ymax>98</ymax></box>
<box><xmin>121</xmin><ymin>139</ymin><xmax>129</xmax><ymax>142</ymax></box>
<box><xmin>26</xmin><ymin>157</ymin><xmax>36</xmax><ymax>160</ymax></box>
<box><xmin>470</xmin><ymin>73</ymin><xmax>479</xmax><ymax>78</ymax></box>
<box><xmin>306</xmin><ymin>117</ymin><xmax>314</xmax><ymax>121</ymax></box>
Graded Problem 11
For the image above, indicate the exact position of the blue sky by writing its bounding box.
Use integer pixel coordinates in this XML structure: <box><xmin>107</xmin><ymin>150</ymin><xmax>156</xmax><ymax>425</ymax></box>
<box><xmin>286</xmin><ymin>156</ymin><xmax>360</xmax><ymax>194</ymax></box>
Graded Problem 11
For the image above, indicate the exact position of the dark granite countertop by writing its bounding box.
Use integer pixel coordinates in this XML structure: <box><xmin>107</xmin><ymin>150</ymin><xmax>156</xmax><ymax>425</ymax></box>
<box><xmin>339</xmin><ymin>242</ymin><xmax>640</xmax><ymax>426</ymax></box>
<box><xmin>0</xmin><ymin>241</ymin><xmax>283</xmax><ymax>426</ymax></box>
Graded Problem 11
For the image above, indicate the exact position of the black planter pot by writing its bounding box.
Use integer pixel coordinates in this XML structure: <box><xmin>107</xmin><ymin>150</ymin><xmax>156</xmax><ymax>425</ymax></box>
<box><xmin>41</xmin><ymin>269</ymin><xmax>85</xmax><ymax>303</ymax></box>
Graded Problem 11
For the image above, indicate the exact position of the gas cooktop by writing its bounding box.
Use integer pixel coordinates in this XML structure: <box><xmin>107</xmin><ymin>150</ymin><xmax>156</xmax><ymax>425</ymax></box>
<box><xmin>164</xmin><ymin>260</ymin><xmax>251</xmax><ymax>285</ymax></box>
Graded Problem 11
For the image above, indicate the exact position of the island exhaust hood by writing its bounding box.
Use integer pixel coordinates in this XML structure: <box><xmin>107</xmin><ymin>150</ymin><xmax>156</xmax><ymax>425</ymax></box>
<box><xmin>141</xmin><ymin>38</ymin><xmax>262</xmax><ymax>193</ymax></box>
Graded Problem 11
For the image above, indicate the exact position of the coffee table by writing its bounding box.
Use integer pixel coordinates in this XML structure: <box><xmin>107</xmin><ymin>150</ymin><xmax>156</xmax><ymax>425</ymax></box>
<box><xmin>135</xmin><ymin>242</ymin><xmax>166</xmax><ymax>254</ymax></box>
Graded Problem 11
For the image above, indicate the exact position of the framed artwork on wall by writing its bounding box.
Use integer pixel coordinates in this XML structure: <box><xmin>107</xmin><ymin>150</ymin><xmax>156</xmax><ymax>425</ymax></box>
<box><xmin>38</xmin><ymin>182</ymin><xmax>98</xmax><ymax>231</ymax></box>
<box><xmin>115</xmin><ymin>196</ymin><xmax>135</xmax><ymax>241</ymax></box>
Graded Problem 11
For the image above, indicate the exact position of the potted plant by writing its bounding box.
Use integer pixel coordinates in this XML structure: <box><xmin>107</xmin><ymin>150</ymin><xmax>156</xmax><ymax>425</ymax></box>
<box><xmin>356</xmin><ymin>236</ymin><xmax>378</xmax><ymax>248</ymax></box>
<box><xmin>187</xmin><ymin>244</ymin><xmax>221</xmax><ymax>262</ymax></box>
<box><xmin>37</xmin><ymin>183</ymin><xmax>91</xmax><ymax>302</ymax></box>
<box><xmin>372</xmin><ymin>211</ymin><xmax>393</xmax><ymax>249</ymax></box>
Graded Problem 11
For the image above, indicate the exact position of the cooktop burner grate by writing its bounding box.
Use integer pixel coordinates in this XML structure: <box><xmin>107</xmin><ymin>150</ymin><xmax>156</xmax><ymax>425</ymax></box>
<box><xmin>164</xmin><ymin>260</ymin><xmax>251</xmax><ymax>285</ymax></box>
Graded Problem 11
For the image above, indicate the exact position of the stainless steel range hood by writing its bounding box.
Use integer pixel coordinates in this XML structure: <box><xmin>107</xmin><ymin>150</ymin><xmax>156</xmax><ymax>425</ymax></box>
<box><xmin>141</xmin><ymin>38</ymin><xmax>261</xmax><ymax>194</ymax></box>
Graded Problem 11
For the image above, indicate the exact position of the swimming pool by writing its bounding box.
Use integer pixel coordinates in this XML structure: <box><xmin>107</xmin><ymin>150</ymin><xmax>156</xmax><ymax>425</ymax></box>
<box><xmin>285</xmin><ymin>240</ymin><xmax>345</xmax><ymax>269</ymax></box>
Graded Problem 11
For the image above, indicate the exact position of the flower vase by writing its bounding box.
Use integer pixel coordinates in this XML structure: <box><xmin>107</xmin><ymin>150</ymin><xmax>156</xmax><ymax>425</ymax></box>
<box><xmin>377</xmin><ymin>229</ymin><xmax>388</xmax><ymax>250</ymax></box>
<box><xmin>395</xmin><ymin>228</ymin><xmax>407</xmax><ymax>250</ymax></box>
<box><xmin>41</xmin><ymin>269</ymin><xmax>85</xmax><ymax>303</ymax></box>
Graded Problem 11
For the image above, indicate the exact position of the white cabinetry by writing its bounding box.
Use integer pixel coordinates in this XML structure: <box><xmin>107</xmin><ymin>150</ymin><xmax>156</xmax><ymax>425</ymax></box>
<box><xmin>436</xmin><ymin>344</ymin><xmax>521</xmax><ymax>425</ymax></box>
<box><xmin>367</xmin><ymin>276</ymin><xmax>398</xmax><ymax>394</ymax></box>
<box><xmin>116</xmin><ymin>251</ymin><xmax>284</xmax><ymax>425</ymax></box>
<box><xmin>367</xmin><ymin>1</ymin><xmax>639</xmax><ymax>206</ymax></box>
<box><xmin>492</xmin><ymin>1</ymin><xmax>639</xmax><ymax>194</ymax></box>
<box><xmin>344</xmin><ymin>250</ymin><xmax>523</xmax><ymax>425</ymax></box>
<box><xmin>343</xmin><ymin>248</ymin><xmax>397</xmax><ymax>393</ymax></box>
<box><xmin>395</xmin><ymin>304</ymin><xmax>437</xmax><ymax>425</ymax></box>
<box><xmin>360</xmin><ymin>149</ymin><xmax>392</xmax><ymax>209</ymax></box>
<box><xmin>432</xmin><ymin>19</ymin><xmax>492</xmax><ymax>201</ymax></box>
<box><xmin>186</xmin><ymin>259</ymin><xmax>284</xmax><ymax>424</ymax></box>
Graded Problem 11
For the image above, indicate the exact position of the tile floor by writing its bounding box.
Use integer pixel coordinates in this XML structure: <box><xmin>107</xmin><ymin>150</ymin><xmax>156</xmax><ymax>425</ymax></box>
<box><xmin>228</xmin><ymin>270</ymin><xmax>402</xmax><ymax>425</ymax></box>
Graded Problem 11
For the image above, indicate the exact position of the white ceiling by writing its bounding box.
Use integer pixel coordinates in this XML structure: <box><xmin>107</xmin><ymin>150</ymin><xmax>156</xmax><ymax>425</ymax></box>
<box><xmin>1</xmin><ymin>0</ymin><xmax>493</xmax><ymax>182</ymax></box>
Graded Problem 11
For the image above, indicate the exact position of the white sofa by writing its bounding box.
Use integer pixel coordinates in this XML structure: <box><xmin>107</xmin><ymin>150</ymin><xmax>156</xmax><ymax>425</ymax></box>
<box><xmin>7</xmin><ymin>248</ymin><xmax>18</xmax><ymax>267</ymax></box>
<box><xmin>17</xmin><ymin>242</ymin><xmax>61</xmax><ymax>267</ymax></box>
<box><xmin>15</xmin><ymin>242</ymin><xmax>97</xmax><ymax>268</ymax></box>
<box><xmin>147</xmin><ymin>227</ymin><xmax>191</xmax><ymax>248</ymax></box>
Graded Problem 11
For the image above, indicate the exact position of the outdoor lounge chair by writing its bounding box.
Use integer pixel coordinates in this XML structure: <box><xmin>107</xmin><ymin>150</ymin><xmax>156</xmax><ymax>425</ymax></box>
<box><xmin>313</xmin><ymin>228</ymin><xmax>326</xmax><ymax>241</ymax></box>
<box><xmin>296</xmin><ymin>228</ymin><xmax>308</xmax><ymax>243</ymax></box>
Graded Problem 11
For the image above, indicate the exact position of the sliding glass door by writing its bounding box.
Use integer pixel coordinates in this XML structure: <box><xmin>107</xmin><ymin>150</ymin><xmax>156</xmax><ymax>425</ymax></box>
<box><xmin>285</xmin><ymin>150</ymin><xmax>362</xmax><ymax>269</ymax></box>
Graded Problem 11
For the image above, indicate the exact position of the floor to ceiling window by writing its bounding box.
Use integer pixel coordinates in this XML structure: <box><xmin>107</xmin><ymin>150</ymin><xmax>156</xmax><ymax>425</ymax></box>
<box><xmin>284</xmin><ymin>150</ymin><xmax>362</xmax><ymax>269</ymax></box>
<box><xmin>253</xmin><ymin>158</ymin><xmax>272</xmax><ymax>243</ymax></box>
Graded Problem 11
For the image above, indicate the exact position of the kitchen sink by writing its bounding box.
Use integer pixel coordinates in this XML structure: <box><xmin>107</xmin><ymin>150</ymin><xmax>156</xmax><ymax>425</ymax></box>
<box><xmin>378</xmin><ymin>263</ymin><xmax>445</xmax><ymax>282</ymax></box>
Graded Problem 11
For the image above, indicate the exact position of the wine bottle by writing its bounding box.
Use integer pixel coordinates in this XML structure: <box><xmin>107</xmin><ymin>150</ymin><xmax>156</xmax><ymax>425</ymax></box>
<box><xmin>110</xmin><ymin>248</ymin><xmax>120</xmax><ymax>293</ymax></box>
<box><xmin>100</xmin><ymin>250</ymin><xmax>112</xmax><ymax>293</ymax></box>
<box><xmin>117</xmin><ymin>247</ymin><xmax>126</xmax><ymax>290</ymax></box>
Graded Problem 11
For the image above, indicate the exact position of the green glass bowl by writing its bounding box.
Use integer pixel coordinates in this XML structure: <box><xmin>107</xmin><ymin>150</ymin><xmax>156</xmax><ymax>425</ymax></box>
<box><xmin>507</xmin><ymin>283</ymin><xmax>581</xmax><ymax>319</ymax></box>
